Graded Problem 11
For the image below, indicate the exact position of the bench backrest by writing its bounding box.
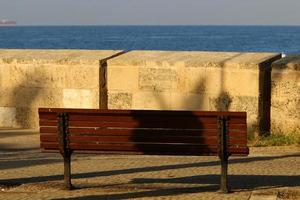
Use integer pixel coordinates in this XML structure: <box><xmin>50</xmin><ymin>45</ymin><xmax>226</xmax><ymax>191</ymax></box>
<box><xmin>39</xmin><ymin>108</ymin><xmax>249</xmax><ymax>156</ymax></box>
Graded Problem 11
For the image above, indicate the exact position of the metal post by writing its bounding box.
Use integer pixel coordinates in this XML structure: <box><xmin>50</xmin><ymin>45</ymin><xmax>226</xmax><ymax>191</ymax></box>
<box><xmin>58</xmin><ymin>113</ymin><xmax>73</xmax><ymax>190</ymax></box>
<box><xmin>64</xmin><ymin>154</ymin><xmax>72</xmax><ymax>189</ymax></box>
<box><xmin>218</xmin><ymin>116</ymin><xmax>229</xmax><ymax>193</ymax></box>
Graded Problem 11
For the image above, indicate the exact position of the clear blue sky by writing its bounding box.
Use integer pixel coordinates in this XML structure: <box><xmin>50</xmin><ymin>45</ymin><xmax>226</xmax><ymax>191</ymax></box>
<box><xmin>1</xmin><ymin>0</ymin><xmax>300</xmax><ymax>25</ymax></box>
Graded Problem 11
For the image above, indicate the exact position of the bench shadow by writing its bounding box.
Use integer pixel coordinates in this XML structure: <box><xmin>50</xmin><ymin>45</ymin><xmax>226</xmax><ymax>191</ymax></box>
<box><xmin>131</xmin><ymin>174</ymin><xmax>300</xmax><ymax>191</ymax></box>
<box><xmin>1</xmin><ymin>153</ymin><xmax>299</xmax><ymax>189</ymax></box>
<box><xmin>51</xmin><ymin>174</ymin><xmax>300</xmax><ymax>200</ymax></box>
<box><xmin>0</xmin><ymin>156</ymin><xmax>61</xmax><ymax>170</ymax></box>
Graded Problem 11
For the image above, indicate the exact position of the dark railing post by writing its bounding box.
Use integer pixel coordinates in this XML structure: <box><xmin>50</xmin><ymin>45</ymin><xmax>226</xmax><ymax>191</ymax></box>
<box><xmin>58</xmin><ymin>113</ymin><xmax>73</xmax><ymax>190</ymax></box>
<box><xmin>218</xmin><ymin>116</ymin><xmax>229</xmax><ymax>193</ymax></box>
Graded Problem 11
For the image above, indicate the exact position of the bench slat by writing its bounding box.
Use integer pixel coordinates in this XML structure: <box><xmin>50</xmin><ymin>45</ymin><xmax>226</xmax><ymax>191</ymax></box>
<box><xmin>40</xmin><ymin>128</ymin><xmax>247</xmax><ymax>141</ymax></box>
<box><xmin>39</xmin><ymin>120</ymin><xmax>58</xmax><ymax>126</ymax></box>
<box><xmin>40</xmin><ymin>127</ymin><xmax>58</xmax><ymax>133</ymax></box>
<box><xmin>68</xmin><ymin>114</ymin><xmax>218</xmax><ymax>123</ymax></box>
<box><xmin>40</xmin><ymin>141</ymin><xmax>248</xmax><ymax>155</ymax></box>
<box><xmin>40</xmin><ymin>134</ymin><xmax>247</xmax><ymax>146</ymax></box>
<box><xmin>68</xmin><ymin>135</ymin><xmax>218</xmax><ymax>144</ymax></box>
<box><xmin>68</xmin><ymin>120</ymin><xmax>219</xmax><ymax>129</ymax></box>
<box><xmin>39</xmin><ymin>112</ymin><xmax>246</xmax><ymax>125</ymax></box>
<box><xmin>68</xmin><ymin>128</ymin><xmax>218</xmax><ymax>136</ymax></box>
<box><xmin>39</xmin><ymin>108</ymin><xmax>246</xmax><ymax>117</ymax></box>
<box><xmin>68</xmin><ymin>143</ymin><xmax>248</xmax><ymax>155</ymax></box>
<box><xmin>40</xmin><ymin>135</ymin><xmax>247</xmax><ymax>146</ymax></box>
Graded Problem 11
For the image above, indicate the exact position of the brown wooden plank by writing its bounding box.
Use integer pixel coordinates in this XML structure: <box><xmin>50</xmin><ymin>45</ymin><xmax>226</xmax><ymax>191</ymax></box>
<box><xmin>40</xmin><ymin>135</ymin><xmax>58</xmax><ymax>142</ymax></box>
<box><xmin>68</xmin><ymin>113</ymin><xmax>246</xmax><ymax>124</ymax></box>
<box><xmin>228</xmin><ymin>138</ymin><xmax>247</xmax><ymax>145</ymax></box>
<box><xmin>68</xmin><ymin>143</ymin><xmax>248</xmax><ymax>155</ymax></box>
<box><xmin>39</xmin><ymin>119</ymin><xmax>58</xmax><ymax>126</ymax></box>
<box><xmin>40</xmin><ymin>143</ymin><xmax>248</xmax><ymax>156</ymax></box>
<box><xmin>227</xmin><ymin>131</ymin><xmax>247</xmax><ymax>137</ymax></box>
<box><xmin>69</xmin><ymin>143</ymin><xmax>218</xmax><ymax>153</ymax></box>
<box><xmin>68</xmin><ymin>128</ymin><xmax>219</xmax><ymax>137</ymax></box>
<box><xmin>68</xmin><ymin>114</ymin><xmax>218</xmax><ymax>124</ymax></box>
<box><xmin>227</xmin><ymin>117</ymin><xmax>247</xmax><ymax>124</ymax></box>
<box><xmin>229</xmin><ymin>144</ymin><xmax>248</xmax><ymax>149</ymax></box>
<box><xmin>40</xmin><ymin>135</ymin><xmax>247</xmax><ymax>146</ymax></box>
<box><xmin>228</xmin><ymin>124</ymin><xmax>247</xmax><ymax>130</ymax></box>
<box><xmin>38</xmin><ymin>108</ymin><xmax>246</xmax><ymax>118</ymax></box>
<box><xmin>38</xmin><ymin>112</ymin><xmax>57</xmax><ymax>120</ymax></box>
<box><xmin>40</xmin><ymin>142</ymin><xmax>59</xmax><ymax>150</ymax></box>
<box><xmin>40</xmin><ymin>127</ymin><xmax>58</xmax><ymax>134</ymax></box>
<box><xmin>69</xmin><ymin>135</ymin><xmax>219</xmax><ymax>145</ymax></box>
<box><xmin>68</xmin><ymin>120</ymin><xmax>219</xmax><ymax>129</ymax></box>
<box><xmin>229</xmin><ymin>147</ymin><xmax>249</xmax><ymax>155</ymax></box>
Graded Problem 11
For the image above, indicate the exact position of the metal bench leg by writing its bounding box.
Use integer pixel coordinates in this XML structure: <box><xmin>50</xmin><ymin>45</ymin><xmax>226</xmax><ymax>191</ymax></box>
<box><xmin>63</xmin><ymin>153</ymin><xmax>72</xmax><ymax>190</ymax></box>
<box><xmin>220</xmin><ymin>155</ymin><xmax>229</xmax><ymax>193</ymax></box>
<box><xmin>58</xmin><ymin>113</ymin><xmax>73</xmax><ymax>190</ymax></box>
<box><xmin>218</xmin><ymin>116</ymin><xmax>230</xmax><ymax>193</ymax></box>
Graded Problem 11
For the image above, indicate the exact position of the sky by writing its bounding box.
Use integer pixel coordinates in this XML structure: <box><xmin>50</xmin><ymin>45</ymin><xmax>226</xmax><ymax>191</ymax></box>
<box><xmin>1</xmin><ymin>0</ymin><xmax>300</xmax><ymax>25</ymax></box>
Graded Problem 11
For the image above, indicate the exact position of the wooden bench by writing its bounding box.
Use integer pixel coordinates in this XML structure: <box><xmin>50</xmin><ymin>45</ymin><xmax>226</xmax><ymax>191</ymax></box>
<box><xmin>39</xmin><ymin>108</ymin><xmax>249</xmax><ymax>193</ymax></box>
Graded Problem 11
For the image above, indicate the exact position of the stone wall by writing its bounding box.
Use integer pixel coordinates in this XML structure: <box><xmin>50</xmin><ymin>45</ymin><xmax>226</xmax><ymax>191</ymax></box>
<box><xmin>104</xmin><ymin>51</ymin><xmax>281</xmax><ymax>134</ymax></box>
<box><xmin>2</xmin><ymin>49</ymin><xmax>294</xmax><ymax>135</ymax></box>
<box><xmin>271</xmin><ymin>56</ymin><xmax>300</xmax><ymax>135</ymax></box>
<box><xmin>0</xmin><ymin>49</ymin><xmax>123</xmax><ymax>128</ymax></box>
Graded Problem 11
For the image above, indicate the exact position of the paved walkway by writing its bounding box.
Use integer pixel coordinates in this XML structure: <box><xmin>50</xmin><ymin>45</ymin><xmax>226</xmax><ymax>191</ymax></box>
<box><xmin>0</xmin><ymin>129</ymin><xmax>300</xmax><ymax>200</ymax></box>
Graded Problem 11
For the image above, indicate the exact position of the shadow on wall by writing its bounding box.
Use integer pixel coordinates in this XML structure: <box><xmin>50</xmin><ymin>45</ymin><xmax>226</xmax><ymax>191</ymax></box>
<box><xmin>9</xmin><ymin>68</ymin><xmax>46</xmax><ymax>128</ymax></box>
<box><xmin>151</xmin><ymin>54</ymin><xmax>245</xmax><ymax>113</ymax></box>
<box><xmin>128</xmin><ymin>56</ymin><xmax>241</xmax><ymax>154</ymax></box>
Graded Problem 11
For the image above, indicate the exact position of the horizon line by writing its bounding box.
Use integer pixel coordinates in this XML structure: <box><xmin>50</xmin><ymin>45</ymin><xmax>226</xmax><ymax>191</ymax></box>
<box><xmin>11</xmin><ymin>24</ymin><xmax>300</xmax><ymax>27</ymax></box>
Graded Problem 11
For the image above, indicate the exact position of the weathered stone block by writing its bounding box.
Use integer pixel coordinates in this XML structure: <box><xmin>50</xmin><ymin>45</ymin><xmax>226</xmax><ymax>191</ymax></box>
<box><xmin>139</xmin><ymin>67</ymin><xmax>178</xmax><ymax>92</ymax></box>
<box><xmin>272</xmin><ymin>71</ymin><xmax>300</xmax><ymax>97</ymax></box>
<box><xmin>1</xmin><ymin>64</ymin><xmax>65</xmax><ymax>89</ymax></box>
<box><xmin>0</xmin><ymin>107</ymin><xmax>16</xmax><ymax>127</ymax></box>
<box><xmin>131</xmin><ymin>92</ymin><xmax>171</xmax><ymax>109</ymax></box>
<box><xmin>108</xmin><ymin>92</ymin><xmax>132</xmax><ymax>109</ymax></box>
<box><xmin>15</xmin><ymin>107</ymin><xmax>38</xmax><ymax>128</ymax></box>
<box><xmin>271</xmin><ymin>98</ymin><xmax>300</xmax><ymax>119</ymax></box>
<box><xmin>63</xmin><ymin>89</ymin><xmax>96</xmax><ymax>108</ymax></box>
<box><xmin>271</xmin><ymin>119</ymin><xmax>300</xmax><ymax>135</ymax></box>
<box><xmin>107</xmin><ymin>66</ymin><xmax>139</xmax><ymax>91</ymax></box>
<box><xmin>64</xmin><ymin>65</ymin><xmax>99</xmax><ymax>89</ymax></box>
<box><xmin>0</xmin><ymin>87</ymin><xmax>63</xmax><ymax>108</ymax></box>
<box><xmin>271</xmin><ymin>56</ymin><xmax>300</xmax><ymax>135</ymax></box>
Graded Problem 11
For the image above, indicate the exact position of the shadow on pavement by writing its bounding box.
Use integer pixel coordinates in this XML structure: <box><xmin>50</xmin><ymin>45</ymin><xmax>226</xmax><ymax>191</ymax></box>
<box><xmin>0</xmin><ymin>153</ymin><xmax>299</xmax><ymax>192</ymax></box>
<box><xmin>131</xmin><ymin>174</ymin><xmax>300</xmax><ymax>190</ymax></box>
<box><xmin>0</xmin><ymin>157</ymin><xmax>61</xmax><ymax>170</ymax></box>
<box><xmin>51</xmin><ymin>173</ymin><xmax>300</xmax><ymax>200</ymax></box>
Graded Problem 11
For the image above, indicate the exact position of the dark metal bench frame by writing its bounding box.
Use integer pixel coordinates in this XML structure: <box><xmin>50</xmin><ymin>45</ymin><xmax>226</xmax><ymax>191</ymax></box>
<box><xmin>39</xmin><ymin>108</ymin><xmax>249</xmax><ymax>193</ymax></box>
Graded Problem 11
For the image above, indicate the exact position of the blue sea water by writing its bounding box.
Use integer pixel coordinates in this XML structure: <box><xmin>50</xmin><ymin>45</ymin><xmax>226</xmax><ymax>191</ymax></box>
<box><xmin>0</xmin><ymin>26</ymin><xmax>300</xmax><ymax>54</ymax></box>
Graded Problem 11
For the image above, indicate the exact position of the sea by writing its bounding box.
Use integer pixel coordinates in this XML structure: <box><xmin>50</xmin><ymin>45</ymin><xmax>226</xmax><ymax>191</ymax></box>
<box><xmin>0</xmin><ymin>26</ymin><xmax>300</xmax><ymax>54</ymax></box>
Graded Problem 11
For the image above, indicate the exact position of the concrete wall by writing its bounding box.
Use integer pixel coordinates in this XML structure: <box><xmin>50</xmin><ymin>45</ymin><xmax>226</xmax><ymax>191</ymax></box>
<box><xmin>0</xmin><ymin>49</ymin><xmax>123</xmax><ymax>128</ymax></box>
<box><xmin>271</xmin><ymin>56</ymin><xmax>300</xmax><ymax>135</ymax></box>
<box><xmin>104</xmin><ymin>51</ymin><xmax>281</xmax><ymax>134</ymax></box>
